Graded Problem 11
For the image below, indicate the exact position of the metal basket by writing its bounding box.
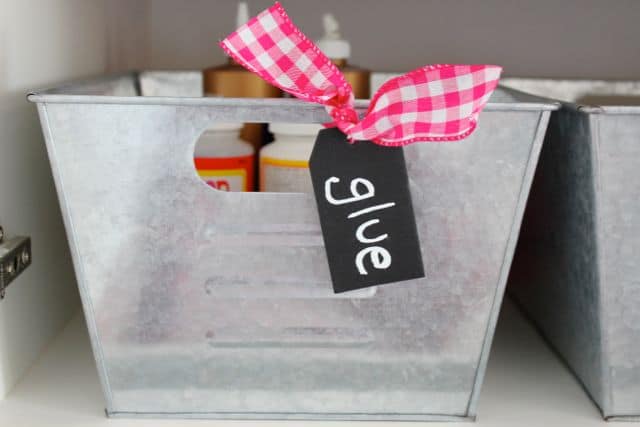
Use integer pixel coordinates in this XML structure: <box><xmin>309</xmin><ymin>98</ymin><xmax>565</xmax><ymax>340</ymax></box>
<box><xmin>504</xmin><ymin>78</ymin><xmax>640</xmax><ymax>421</ymax></box>
<box><xmin>28</xmin><ymin>71</ymin><xmax>555</xmax><ymax>420</ymax></box>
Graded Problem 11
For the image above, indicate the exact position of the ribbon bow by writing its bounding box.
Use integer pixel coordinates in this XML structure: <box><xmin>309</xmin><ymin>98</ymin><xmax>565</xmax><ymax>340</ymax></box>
<box><xmin>220</xmin><ymin>2</ymin><xmax>502</xmax><ymax>146</ymax></box>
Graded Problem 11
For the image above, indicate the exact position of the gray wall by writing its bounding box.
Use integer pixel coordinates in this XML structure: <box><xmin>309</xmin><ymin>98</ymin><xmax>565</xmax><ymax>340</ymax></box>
<box><xmin>0</xmin><ymin>0</ymin><xmax>107</xmax><ymax>397</ymax></box>
<box><xmin>148</xmin><ymin>0</ymin><xmax>640</xmax><ymax>79</ymax></box>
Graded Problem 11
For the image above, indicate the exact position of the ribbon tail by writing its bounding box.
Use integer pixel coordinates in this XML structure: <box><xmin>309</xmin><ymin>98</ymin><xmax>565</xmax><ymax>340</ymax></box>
<box><xmin>219</xmin><ymin>2</ymin><xmax>354</xmax><ymax>108</ymax></box>
<box><xmin>351</xmin><ymin>64</ymin><xmax>502</xmax><ymax>146</ymax></box>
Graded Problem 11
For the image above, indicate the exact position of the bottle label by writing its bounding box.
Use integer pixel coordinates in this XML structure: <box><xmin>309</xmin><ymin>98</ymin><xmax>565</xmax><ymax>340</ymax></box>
<box><xmin>195</xmin><ymin>155</ymin><xmax>254</xmax><ymax>192</ymax></box>
<box><xmin>260</xmin><ymin>157</ymin><xmax>313</xmax><ymax>193</ymax></box>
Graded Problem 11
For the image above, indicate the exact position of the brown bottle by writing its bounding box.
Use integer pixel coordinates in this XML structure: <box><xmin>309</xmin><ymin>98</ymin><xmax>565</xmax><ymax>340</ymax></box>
<box><xmin>203</xmin><ymin>2</ymin><xmax>282</xmax><ymax>149</ymax></box>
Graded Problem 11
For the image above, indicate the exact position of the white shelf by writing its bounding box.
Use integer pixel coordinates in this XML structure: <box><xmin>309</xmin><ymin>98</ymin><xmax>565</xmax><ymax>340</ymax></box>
<box><xmin>0</xmin><ymin>299</ymin><xmax>627</xmax><ymax>427</ymax></box>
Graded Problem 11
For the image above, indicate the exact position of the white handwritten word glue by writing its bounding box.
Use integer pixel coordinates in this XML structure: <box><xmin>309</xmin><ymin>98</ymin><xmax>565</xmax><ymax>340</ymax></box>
<box><xmin>194</xmin><ymin>123</ymin><xmax>254</xmax><ymax>191</ymax></box>
<box><xmin>324</xmin><ymin>177</ymin><xmax>395</xmax><ymax>275</ymax></box>
<box><xmin>260</xmin><ymin>123</ymin><xmax>322</xmax><ymax>192</ymax></box>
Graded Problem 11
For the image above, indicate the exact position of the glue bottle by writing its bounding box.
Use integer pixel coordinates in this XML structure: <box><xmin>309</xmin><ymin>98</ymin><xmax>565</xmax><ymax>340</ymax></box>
<box><xmin>203</xmin><ymin>2</ymin><xmax>282</xmax><ymax>149</ymax></box>
<box><xmin>316</xmin><ymin>13</ymin><xmax>371</xmax><ymax>99</ymax></box>
<box><xmin>194</xmin><ymin>123</ymin><xmax>254</xmax><ymax>192</ymax></box>
<box><xmin>259</xmin><ymin>123</ymin><xmax>322</xmax><ymax>193</ymax></box>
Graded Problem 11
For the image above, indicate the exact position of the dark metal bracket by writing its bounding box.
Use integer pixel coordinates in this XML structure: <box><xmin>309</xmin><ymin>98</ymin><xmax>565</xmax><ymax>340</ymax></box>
<box><xmin>0</xmin><ymin>225</ymin><xmax>32</xmax><ymax>299</ymax></box>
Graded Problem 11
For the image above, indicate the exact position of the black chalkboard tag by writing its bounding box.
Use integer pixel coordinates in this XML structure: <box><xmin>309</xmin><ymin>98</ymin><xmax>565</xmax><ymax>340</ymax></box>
<box><xmin>309</xmin><ymin>127</ymin><xmax>425</xmax><ymax>294</ymax></box>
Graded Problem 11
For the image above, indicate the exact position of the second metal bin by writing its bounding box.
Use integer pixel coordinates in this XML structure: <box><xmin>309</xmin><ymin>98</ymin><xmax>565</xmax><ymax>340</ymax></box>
<box><xmin>504</xmin><ymin>78</ymin><xmax>640</xmax><ymax>421</ymax></box>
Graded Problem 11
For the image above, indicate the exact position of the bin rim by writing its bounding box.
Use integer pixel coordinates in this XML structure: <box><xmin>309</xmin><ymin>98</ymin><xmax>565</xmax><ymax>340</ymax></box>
<box><xmin>501</xmin><ymin>77</ymin><xmax>640</xmax><ymax>115</ymax></box>
<box><xmin>578</xmin><ymin>105</ymin><xmax>640</xmax><ymax>115</ymax></box>
<box><xmin>27</xmin><ymin>71</ymin><xmax>559</xmax><ymax>113</ymax></box>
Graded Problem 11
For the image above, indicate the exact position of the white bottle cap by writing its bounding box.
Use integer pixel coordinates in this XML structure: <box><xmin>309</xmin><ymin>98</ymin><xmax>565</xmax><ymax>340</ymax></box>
<box><xmin>270</xmin><ymin>123</ymin><xmax>324</xmax><ymax>136</ymax></box>
<box><xmin>316</xmin><ymin>13</ymin><xmax>351</xmax><ymax>60</ymax></box>
<box><xmin>236</xmin><ymin>2</ymin><xmax>250</xmax><ymax>28</ymax></box>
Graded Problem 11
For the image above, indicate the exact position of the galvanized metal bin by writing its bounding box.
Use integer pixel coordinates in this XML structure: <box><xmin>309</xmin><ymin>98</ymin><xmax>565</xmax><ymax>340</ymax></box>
<box><xmin>503</xmin><ymin>78</ymin><xmax>640</xmax><ymax>421</ymax></box>
<box><xmin>28</xmin><ymin>72</ymin><xmax>555</xmax><ymax>421</ymax></box>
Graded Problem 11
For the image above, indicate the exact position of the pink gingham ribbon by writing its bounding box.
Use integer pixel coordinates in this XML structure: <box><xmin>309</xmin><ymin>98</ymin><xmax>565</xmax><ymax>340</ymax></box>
<box><xmin>220</xmin><ymin>2</ymin><xmax>502</xmax><ymax>146</ymax></box>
